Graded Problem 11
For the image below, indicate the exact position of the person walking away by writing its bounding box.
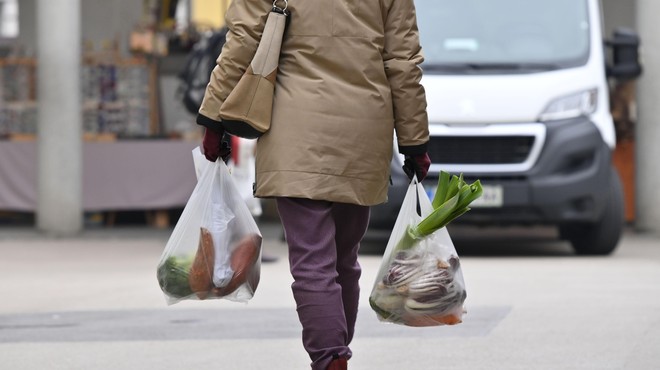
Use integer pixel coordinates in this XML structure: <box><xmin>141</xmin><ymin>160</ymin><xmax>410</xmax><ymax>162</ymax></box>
<box><xmin>196</xmin><ymin>0</ymin><xmax>431</xmax><ymax>369</ymax></box>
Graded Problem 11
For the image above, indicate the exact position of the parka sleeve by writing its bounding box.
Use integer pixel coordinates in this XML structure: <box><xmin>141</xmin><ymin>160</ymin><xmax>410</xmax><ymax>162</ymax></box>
<box><xmin>382</xmin><ymin>0</ymin><xmax>429</xmax><ymax>156</ymax></box>
<box><xmin>196</xmin><ymin>0</ymin><xmax>272</xmax><ymax>131</ymax></box>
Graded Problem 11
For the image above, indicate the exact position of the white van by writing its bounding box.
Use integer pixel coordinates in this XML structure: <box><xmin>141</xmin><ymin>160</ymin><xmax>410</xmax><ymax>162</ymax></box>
<box><xmin>370</xmin><ymin>0</ymin><xmax>641</xmax><ymax>255</ymax></box>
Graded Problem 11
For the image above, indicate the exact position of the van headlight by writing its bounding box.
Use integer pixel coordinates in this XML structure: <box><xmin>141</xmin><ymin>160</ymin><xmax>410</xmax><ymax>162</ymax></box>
<box><xmin>539</xmin><ymin>89</ymin><xmax>598</xmax><ymax>121</ymax></box>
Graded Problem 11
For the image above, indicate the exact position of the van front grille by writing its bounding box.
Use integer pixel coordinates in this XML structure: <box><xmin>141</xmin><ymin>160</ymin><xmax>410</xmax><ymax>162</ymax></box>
<box><xmin>428</xmin><ymin>136</ymin><xmax>535</xmax><ymax>164</ymax></box>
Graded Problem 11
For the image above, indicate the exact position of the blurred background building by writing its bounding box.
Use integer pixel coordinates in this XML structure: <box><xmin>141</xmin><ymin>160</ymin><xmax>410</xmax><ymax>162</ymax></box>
<box><xmin>0</xmin><ymin>0</ymin><xmax>658</xmax><ymax>235</ymax></box>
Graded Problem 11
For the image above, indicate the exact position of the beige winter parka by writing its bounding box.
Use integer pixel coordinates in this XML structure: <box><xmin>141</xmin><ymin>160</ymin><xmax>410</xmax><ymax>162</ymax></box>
<box><xmin>197</xmin><ymin>0</ymin><xmax>429</xmax><ymax>206</ymax></box>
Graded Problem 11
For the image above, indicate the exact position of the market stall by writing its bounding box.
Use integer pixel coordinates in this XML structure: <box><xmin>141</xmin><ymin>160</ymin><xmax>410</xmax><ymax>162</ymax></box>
<box><xmin>0</xmin><ymin>140</ymin><xmax>198</xmax><ymax>212</ymax></box>
<box><xmin>0</xmin><ymin>0</ymin><xmax>225</xmax><ymax>227</ymax></box>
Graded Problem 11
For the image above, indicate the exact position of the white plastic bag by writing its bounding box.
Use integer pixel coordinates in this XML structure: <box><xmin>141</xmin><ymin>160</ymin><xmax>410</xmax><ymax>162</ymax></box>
<box><xmin>227</xmin><ymin>137</ymin><xmax>262</xmax><ymax>217</ymax></box>
<box><xmin>157</xmin><ymin>147</ymin><xmax>262</xmax><ymax>305</ymax></box>
<box><xmin>369</xmin><ymin>179</ymin><xmax>467</xmax><ymax>326</ymax></box>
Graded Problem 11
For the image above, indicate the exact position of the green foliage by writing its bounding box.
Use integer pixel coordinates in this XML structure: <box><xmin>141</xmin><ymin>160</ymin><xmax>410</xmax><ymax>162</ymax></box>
<box><xmin>398</xmin><ymin>172</ymin><xmax>483</xmax><ymax>250</ymax></box>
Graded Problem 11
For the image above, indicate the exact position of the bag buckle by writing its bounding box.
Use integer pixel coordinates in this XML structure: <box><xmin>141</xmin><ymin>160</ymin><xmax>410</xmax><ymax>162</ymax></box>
<box><xmin>272</xmin><ymin>0</ymin><xmax>289</xmax><ymax>15</ymax></box>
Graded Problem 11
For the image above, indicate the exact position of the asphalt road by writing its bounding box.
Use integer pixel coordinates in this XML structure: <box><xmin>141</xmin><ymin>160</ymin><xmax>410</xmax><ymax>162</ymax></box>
<box><xmin>0</xmin><ymin>223</ymin><xmax>658</xmax><ymax>370</ymax></box>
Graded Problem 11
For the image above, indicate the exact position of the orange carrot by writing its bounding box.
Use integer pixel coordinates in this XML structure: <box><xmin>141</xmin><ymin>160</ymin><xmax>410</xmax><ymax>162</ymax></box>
<box><xmin>189</xmin><ymin>228</ymin><xmax>215</xmax><ymax>299</ymax></box>
<box><xmin>403</xmin><ymin>312</ymin><xmax>462</xmax><ymax>327</ymax></box>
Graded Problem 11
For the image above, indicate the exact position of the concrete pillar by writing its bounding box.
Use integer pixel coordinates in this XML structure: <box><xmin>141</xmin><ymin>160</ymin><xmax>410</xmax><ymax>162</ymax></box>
<box><xmin>635</xmin><ymin>0</ymin><xmax>660</xmax><ymax>234</ymax></box>
<box><xmin>36</xmin><ymin>0</ymin><xmax>82</xmax><ymax>235</ymax></box>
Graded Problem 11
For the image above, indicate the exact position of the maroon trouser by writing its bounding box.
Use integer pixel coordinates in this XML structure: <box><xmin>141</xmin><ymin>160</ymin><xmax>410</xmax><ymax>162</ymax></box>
<box><xmin>276</xmin><ymin>198</ymin><xmax>370</xmax><ymax>370</ymax></box>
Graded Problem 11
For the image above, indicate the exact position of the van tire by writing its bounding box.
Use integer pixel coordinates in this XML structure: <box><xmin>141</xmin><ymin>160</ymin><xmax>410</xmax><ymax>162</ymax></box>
<box><xmin>560</xmin><ymin>168</ymin><xmax>624</xmax><ymax>255</ymax></box>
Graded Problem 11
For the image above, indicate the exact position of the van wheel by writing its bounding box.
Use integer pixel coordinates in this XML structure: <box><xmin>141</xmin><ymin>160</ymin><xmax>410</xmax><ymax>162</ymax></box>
<box><xmin>559</xmin><ymin>169</ymin><xmax>624</xmax><ymax>255</ymax></box>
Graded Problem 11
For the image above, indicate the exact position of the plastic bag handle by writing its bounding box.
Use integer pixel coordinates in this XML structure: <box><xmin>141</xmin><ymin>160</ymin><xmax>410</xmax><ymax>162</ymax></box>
<box><xmin>412</xmin><ymin>175</ymin><xmax>422</xmax><ymax>217</ymax></box>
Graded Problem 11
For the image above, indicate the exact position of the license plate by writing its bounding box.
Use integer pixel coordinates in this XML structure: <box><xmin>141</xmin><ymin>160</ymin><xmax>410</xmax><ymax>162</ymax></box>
<box><xmin>471</xmin><ymin>184</ymin><xmax>504</xmax><ymax>208</ymax></box>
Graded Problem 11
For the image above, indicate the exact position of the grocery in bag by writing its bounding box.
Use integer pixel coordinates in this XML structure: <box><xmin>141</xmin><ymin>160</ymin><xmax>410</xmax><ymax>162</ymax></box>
<box><xmin>156</xmin><ymin>147</ymin><xmax>262</xmax><ymax>304</ymax></box>
<box><xmin>369</xmin><ymin>173</ymin><xmax>482</xmax><ymax>326</ymax></box>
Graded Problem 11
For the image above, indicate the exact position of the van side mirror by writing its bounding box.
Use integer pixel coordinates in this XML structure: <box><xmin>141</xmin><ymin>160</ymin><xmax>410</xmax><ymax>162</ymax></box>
<box><xmin>606</xmin><ymin>28</ymin><xmax>642</xmax><ymax>80</ymax></box>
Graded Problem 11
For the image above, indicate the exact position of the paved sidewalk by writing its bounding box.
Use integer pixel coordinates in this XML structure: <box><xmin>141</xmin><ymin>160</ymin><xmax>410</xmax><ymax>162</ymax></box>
<box><xmin>0</xmin><ymin>224</ymin><xmax>659</xmax><ymax>370</ymax></box>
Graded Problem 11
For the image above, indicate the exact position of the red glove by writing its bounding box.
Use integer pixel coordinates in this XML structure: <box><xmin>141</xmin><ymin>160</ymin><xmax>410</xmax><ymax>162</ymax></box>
<box><xmin>403</xmin><ymin>153</ymin><xmax>431</xmax><ymax>181</ymax></box>
<box><xmin>202</xmin><ymin>127</ymin><xmax>231</xmax><ymax>162</ymax></box>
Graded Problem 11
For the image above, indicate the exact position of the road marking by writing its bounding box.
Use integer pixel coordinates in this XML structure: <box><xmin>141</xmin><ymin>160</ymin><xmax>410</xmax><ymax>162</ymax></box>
<box><xmin>0</xmin><ymin>306</ymin><xmax>510</xmax><ymax>343</ymax></box>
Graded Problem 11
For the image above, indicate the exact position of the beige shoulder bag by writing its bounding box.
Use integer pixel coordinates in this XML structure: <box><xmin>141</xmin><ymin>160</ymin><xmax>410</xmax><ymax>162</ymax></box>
<box><xmin>219</xmin><ymin>0</ymin><xmax>289</xmax><ymax>139</ymax></box>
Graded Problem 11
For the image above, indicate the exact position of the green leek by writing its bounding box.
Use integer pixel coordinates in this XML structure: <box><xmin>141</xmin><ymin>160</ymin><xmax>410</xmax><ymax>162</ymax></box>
<box><xmin>395</xmin><ymin>172</ymin><xmax>483</xmax><ymax>251</ymax></box>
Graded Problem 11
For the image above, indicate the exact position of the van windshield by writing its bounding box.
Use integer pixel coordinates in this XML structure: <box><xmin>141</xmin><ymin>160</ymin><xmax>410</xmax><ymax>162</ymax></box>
<box><xmin>415</xmin><ymin>0</ymin><xmax>591</xmax><ymax>73</ymax></box>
